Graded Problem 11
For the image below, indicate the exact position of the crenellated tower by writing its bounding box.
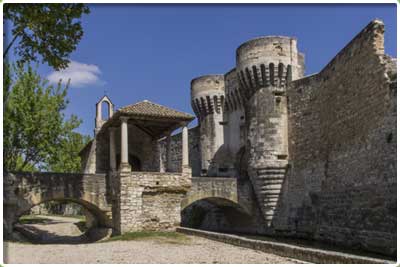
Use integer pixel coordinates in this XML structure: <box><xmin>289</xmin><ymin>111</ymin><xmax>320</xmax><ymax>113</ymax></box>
<box><xmin>191</xmin><ymin>75</ymin><xmax>225</xmax><ymax>176</ymax></box>
<box><xmin>236</xmin><ymin>36</ymin><xmax>304</xmax><ymax>226</ymax></box>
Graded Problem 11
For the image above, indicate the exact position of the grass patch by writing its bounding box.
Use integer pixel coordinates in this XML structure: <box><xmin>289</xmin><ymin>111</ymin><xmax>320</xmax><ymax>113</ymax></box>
<box><xmin>104</xmin><ymin>231</ymin><xmax>191</xmax><ymax>244</ymax></box>
<box><xmin>18</xmin><ymin>215</ymin><xmax>52</xmax><ymax>224</ymax></box>
<box><xmin>50</xmin><ymin>214</ymin><xmax>86</xmax><ymax>220</ymax></box>
<box><xmin>19</xmin><ymin>214</ymin><xmax>86</xmax><ymax>225</ymax></box>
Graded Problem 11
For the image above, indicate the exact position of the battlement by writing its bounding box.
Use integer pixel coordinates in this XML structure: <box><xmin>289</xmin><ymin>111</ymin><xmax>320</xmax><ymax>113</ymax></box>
<box><xmin>237</xmin><ymin>62</ymin><xmax>292</xmax><ymax>98</ymax></box>
<box><xmin>235</xmin><ymin>36</ymin><xmax>301</xmax><ymax>99</ymax></box>
<box><xmin>191</xmin><ymin>75</ymin><xmax>225</xmax><ymax>119</ymax></box>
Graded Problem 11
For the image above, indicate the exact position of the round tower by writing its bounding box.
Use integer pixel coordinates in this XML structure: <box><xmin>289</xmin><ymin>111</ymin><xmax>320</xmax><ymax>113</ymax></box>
<box><xmin>191</xmin><ymin>75</ymin><xmax>225</xmax><ymax>176</ymax></box>
<box><xmin>236</xmin><ymin>36</ymin><xmax>304</xmax><ymax>226</ymax></box>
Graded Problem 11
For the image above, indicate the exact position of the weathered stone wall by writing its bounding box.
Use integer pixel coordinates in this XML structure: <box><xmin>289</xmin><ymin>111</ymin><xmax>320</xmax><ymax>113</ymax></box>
<box><xmin>112</xmin><ymin>171</ymin><xmax>191</xmax><ymax>234</ymax></box>
<box><xmin>276</xmin><ymin>19</ymin><xmax>396</xmax><ymax>256</ymax></box>
<box><xmin>159</xmin><ymin>126</ymin><xmax>201</xmax><ymax>176</ymax></box>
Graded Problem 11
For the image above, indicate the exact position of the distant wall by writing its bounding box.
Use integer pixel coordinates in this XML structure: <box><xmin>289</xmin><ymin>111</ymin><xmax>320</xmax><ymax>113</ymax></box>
<box><xmin>159</xmin><ymin>126</ymin><xmax>201</xmax><ymax>176</ymax></box>
<box><xmin>276</xmin><ymin>20</ymin><xmax>396</xmax><ymax>256</ymax></box>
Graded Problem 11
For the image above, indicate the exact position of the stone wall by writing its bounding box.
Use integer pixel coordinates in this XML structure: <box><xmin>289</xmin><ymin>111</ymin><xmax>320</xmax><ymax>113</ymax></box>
<box><xmin>276</xmin><ymin>19</ymin><xmax>396</xmax><ymax>256</ymax></box>
<box><xmin>112</xmin><ymin>171</ymin><xmax>191</xmax><ymax>234</ymax></box>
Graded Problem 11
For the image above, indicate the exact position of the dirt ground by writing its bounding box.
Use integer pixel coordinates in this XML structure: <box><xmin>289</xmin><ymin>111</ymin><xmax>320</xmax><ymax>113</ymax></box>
<box><xmin>4</xmin><ymin>215</ymin><xmax>301</xmax><ymax>264</ymax></box>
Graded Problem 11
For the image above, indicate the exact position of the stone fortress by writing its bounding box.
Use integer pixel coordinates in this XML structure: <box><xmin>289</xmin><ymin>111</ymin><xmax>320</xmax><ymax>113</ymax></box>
<box><xmin>4</xmin><ymin>19</ymin><xmax>396</xmax><ymax>258</ymax></box>
<box><xmin>163</xmin><ymin>18</ymin><xmax>396</xmax><ymax>256</ymax></box>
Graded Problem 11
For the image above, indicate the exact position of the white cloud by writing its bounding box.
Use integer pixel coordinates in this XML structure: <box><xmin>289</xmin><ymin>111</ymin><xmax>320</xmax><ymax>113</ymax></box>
<box><xmin>47</xmin><ymin>60</ymin><xmax>103</xmax><ymax>88</ymax></box>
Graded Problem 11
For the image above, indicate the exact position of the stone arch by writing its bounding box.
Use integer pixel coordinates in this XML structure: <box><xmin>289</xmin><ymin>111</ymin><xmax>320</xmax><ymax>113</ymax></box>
<box><xmin>181</xmin><ymin>196</ymin><xmax>254</xmax><ymax>232</ymax></box>
<box><xmin>101</xmin><ymin>101</ymin><xmax>111</xmax><ymax>120</ymax></box>
<box><xmin>181</xmin><ymin>196</ymin><xmax>250</xmax><ymax>215</ymax></box>
<box><xmin>4</xmin><ymin>172</ymin><xmax>113</xmax><ymax>237</ymax></box>
<box><xmin>96</xmin><ymin>96</ymin><xmax>114</xmax><ymax>129</ymax></box>
<box><xmin>17</xmin><ymin>198</ymin><xmax>111</xmax><ymax>228</ymax></box>
<box><xmin>181</xmin><ymin>178</ymin><xmax>251</xmax><ymax>215</ymax></box>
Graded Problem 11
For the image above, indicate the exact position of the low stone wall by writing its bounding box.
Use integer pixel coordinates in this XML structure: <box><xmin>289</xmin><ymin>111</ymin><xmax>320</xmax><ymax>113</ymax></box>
<box><xmin>177</xmin><ymin>227</ymin><xmax>394</xmax><ymax>264</ymax></box>
<box><xmin>113</xmin><ymin>171</ymin><xmax>191</xmax><ymax>233</ymax></box>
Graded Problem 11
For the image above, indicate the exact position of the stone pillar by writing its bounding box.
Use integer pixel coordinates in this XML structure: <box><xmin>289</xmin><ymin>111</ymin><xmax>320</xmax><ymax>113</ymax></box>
<box><xmin>181</xmin><ymin>124</ymin><xmax>190</xmax><ymax>174</ymax></box>
<box><xmin>166</xmin><ymin>132</ymin><xmax>172</xmax><ymax>172</ymax></box>
<box><xmin>109</xmin><ymin>127</ymin><xmax>117</xmax><ymax>171</ymax></box>
<box><xmin>119</xmin><ymin>116</ymin><xmax>131</xmax><ymax>172</ymax></box>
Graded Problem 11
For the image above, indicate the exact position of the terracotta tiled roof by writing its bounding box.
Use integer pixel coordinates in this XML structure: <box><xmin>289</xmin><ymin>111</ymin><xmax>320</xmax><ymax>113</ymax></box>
<box><xmin>118</xmin><ymin>100</ymin><xmax>195</xmax><ymax>121</ymax></box>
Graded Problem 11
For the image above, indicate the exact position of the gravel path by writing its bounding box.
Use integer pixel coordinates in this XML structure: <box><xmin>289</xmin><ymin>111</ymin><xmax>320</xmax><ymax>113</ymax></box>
<box><xmin>4</xmin><ymin>216</ymin><xmax>300</xmax><ymax>264</ymax></box>
<box><xmin>16</xmin><ymin>215</ymin><xmax>88</xmax><ymax>244</ymax></box>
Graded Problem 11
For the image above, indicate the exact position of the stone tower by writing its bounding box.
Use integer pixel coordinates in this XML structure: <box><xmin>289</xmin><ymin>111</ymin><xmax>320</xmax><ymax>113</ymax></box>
<box><xmin>191</xmin><ymin>75</ymin><xmax>225</xmax><ymax>176</ymax></box>
<box><xmin>236</xmin><ymin>36</ymin><xmax>304</xmax><ymax>226</ymax></box>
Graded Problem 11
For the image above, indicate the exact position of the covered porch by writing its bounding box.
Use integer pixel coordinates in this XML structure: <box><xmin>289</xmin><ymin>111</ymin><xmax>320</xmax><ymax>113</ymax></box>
<box><xmin>96</xmin><ymin>100</ymin><xmax>194</xmax><ymax>174</ymax></box>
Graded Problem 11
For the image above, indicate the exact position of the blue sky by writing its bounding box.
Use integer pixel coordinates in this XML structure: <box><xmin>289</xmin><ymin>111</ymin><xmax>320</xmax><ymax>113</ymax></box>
<box><xmin>6</xmin><ymin>4</ymin><xmax>397</xmax><ymax>137</ymax></box>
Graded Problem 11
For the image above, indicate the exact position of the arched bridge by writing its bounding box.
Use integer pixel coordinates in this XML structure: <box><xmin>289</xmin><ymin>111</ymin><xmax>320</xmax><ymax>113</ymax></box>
<box><xmin>4</xmin><ymin>172</ymin><xmax>257</xmax><ymax>236</ymax></box>
<box><xmin>3</xmin><ymin>172</ymin><xmax>113</xmax><ymax>236</ymax></box>
<box><xmin>181</xmin><ymin>177</ymin><xmax>254</xmax><ymax>215</ymax></box>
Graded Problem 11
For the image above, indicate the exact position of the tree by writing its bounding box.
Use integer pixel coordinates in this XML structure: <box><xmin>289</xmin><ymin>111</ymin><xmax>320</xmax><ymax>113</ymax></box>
<box><xmin>46</xmin><ymin>130</ymin><xmax>91</xmax><ymax>173</ymax></box>
<box><xmin>3</xmin><ymin>4</ymin><xmax>90</xmax><ymax>70</ymax></box>
<box><xmin>3</xmin><ymin>63</ymin><xmax>89</xmax><ymax>172</ymax></box>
